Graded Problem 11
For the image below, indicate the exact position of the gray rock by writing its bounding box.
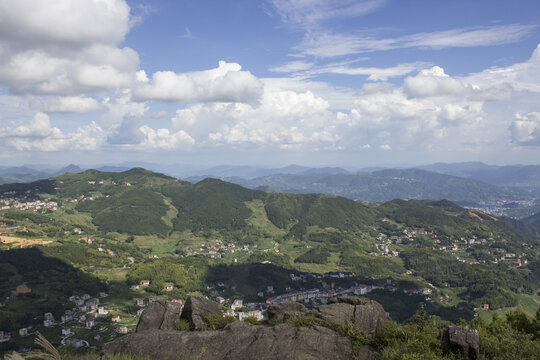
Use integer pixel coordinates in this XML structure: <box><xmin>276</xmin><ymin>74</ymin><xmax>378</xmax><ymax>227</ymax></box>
<box><xmin>136</xmin><ymin>300</ymin><xmax>183</xmax><ymax>332</ymax></box>
<box><xmin>180</xmin><ymin>295</ymin><xmax>223</xmax><ymax>330</ymax></box>
<box><xmin>315</xmin><ymin>297</ymin><xmax>387</xmax><ymax>334</ymax></box>
<box><xmin>267</xmin><ymin>302</ymin><xmax>307</xmax><ymax>322</ymax></box>
<box><xmin>441</xmin><ymin>325</ymin><xmax>480</xmax><ymax>360</ymax></box>
<box><xmin>104</xmin><ymin>321</ymin><xmax>376</xmax><ymax>360</ymax></box>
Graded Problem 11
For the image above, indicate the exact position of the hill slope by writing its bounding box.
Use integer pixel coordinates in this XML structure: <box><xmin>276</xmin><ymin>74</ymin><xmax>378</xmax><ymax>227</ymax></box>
<box><xmin>0</xmin><ymin>168</ymin><xmax>538</xmax><ymax>312</ymax></box>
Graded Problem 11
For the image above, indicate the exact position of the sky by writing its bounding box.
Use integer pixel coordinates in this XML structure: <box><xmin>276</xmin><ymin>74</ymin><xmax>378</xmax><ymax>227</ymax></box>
<box><xmin>0</xmin><ymin>0</ymin><xmax>539</xmax><ymax>168</ymax></box>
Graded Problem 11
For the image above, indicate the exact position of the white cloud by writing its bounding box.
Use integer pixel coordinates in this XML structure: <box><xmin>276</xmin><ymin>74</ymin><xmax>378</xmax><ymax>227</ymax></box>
<box><xmin>0</xmin><ymin>0</ymin><xmax>138</xmax><ymax>95</ymax></box>
<box><xmin>510</xmin><ymin>112</ymin><xmax>540</xmax><ymax>145</ymax></box>
<box><xmin>133</xmin><ymin>61</ymin><xmax>263</xmax><ymax>103</ymax></box>
<box><xmin>29</xmin><ymin>96</ymin><xmax>104</xmax><ymax>113</ymax></box>
<box><xmin>0</xmin><ymin>112</ymin><xmax>106</xmax><ymax>151</ymax></box>
<box><xmin>269</xmin><ymin>0</ymin><xmax>386</xmax><ymax>28</ymax></box>
<box><xmin>404</xmin><ymin>65</ymin><xmax>514</xmax><ymax>101</ymax></box>
<box><xmin>171</xmin><ymin>81</ymin><xmax>339</xmax><ymax>149</ymax></box>
<box><xmin>269</xmin><ymin>61</ymin><xmax>315</xmax><ymax>73</ymax></box>
<box><xmin>0</xmin><ymin>110</ymin><xmax>194</xmax><ymax>152</ymax></box>
<box><xmin>270</xmin><ymin>58</ymin><xmax>424</xmax><ymax>81</ymax></box>
<box><xmin>295</xmin><ymin>25</ymin><xmax>536</xmax><ymax>58</ymax></box>
<box><xmin>403</xmin><ymin>66</ymin><xmax>467</xmax><ymax>98</ymax></box>
<box><xmin>318</xmin><ymin>62</ymin><xmax>428</xmax><ymax>81</ymax></box>
<box><xmin>139</xmin><ymin>126</ymin><xmax>195</xmax><ymax>150</ymax></box>
<box><xmin>0</xmin><ymin>0</ymin><xmax>131</xmax><ymax>48</ymax></box>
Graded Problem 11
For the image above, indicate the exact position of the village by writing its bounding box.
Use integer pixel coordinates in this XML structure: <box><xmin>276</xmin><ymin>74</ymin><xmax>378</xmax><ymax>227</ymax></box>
<box><xmin>372</xmin><ymin>226</ymin><xmax>528</xmax><ymax>267</ymax></box>
<box><xmin>0</xmin><ymin>265</ymin><xmax>439</xmax><ymax>352</ymax></box>
<box><xmin>0</xmin><ymin>193</ymin><xmax>58</xmax><ymax>213</ymax></box>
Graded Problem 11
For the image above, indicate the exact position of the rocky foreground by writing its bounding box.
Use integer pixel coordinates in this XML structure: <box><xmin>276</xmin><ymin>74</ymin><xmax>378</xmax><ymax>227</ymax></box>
<box><xmin>104</xmin><ymin>296</ymin><xmax>479</xmax><ymax>360</ymax></box>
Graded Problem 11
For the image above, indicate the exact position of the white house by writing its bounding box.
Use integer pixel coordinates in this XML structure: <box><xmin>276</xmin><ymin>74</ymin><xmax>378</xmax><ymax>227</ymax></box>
<box><xmin>231</xmin><ymin>299</ymin><xmax>243</xmax><ymax>310</ymax></box>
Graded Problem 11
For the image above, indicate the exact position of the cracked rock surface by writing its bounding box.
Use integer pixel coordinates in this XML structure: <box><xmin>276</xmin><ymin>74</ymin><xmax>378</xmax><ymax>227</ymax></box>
<box><xmin>105</xmin><ymin>321</ymin><xmax>376</xmax><ymax>360</ymax></box>
<box><xmin>136</xmin><ymin>300</ymin><xmax>183</xmax><ymax>332</ymax></box>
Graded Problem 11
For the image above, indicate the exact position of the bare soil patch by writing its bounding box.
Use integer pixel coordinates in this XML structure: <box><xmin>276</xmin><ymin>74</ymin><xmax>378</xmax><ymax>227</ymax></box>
<box><xmin>0</xmin><ymin>235</ymin><xmax>52</xmax><ymax>247</ymax></box>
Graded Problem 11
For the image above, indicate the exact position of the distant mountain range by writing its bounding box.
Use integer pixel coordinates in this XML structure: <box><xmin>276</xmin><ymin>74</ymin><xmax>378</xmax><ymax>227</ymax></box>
<box><xmin>187</xmin><ymin>168</ymin><xmax>536</xmax><ymax>209</ymax></box>
<box><xmin>0</xmin><ymin>164</ymin><xmax>82</xmax><ymax>185</ymax></box>
<box><xmin>3</xmin><ymin>162</ymin><xmax>540</xmax><ymax>218</ymax></box>
<box><xmin>418</xmin><ymin>162</ymin><xmax>540</xmax><ymax>188</ymax></box>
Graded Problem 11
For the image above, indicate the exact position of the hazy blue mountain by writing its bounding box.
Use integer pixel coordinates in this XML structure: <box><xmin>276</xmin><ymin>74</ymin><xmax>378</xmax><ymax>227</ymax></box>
<box><xmin>52</xmin><ymin>164</ymin><xmax>82</xmax><ymax>176</ymax></box>
<box><xmin>522</xmin><ymin>212</ymin><xmax>540</xmax><ymax>236</ymax></box>
<box><xmin>219</xmin><ymin>168</ymin><xmax>532</xmax><ymax>206</ymax></box>
<box><xmin>0</xmin><ymin>164</ymin><xmax>82</xmax><ymax>185</ymax></box>
<box><xmin>418</xmin><ymin>162</ymin><xmax>540</xmax><ymax>188</ymax></box>
<box><xmin>96</xmin><ymin>166</ymin><xmax>132</xmax><ymax>173</ymax></box>
<box><xmin>183</xmin><ymin>165</ymin><xmax>350</xmax><ymax>180</ymax></box>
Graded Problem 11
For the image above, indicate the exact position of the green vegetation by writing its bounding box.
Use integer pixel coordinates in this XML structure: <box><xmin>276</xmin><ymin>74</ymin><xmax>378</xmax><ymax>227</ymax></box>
<box><xmin>174</xmin><ymin>319</ymin><xmax>191</xmax><ymax>331</ymax></box>
<box><xmin>202</xmin><ymin>314</ymin><xmax>236</xmax><ymax>330</ymax></box>
<box><xmin>400</xmin><ymin>248</ymin><xmax>534</xmax><ymax>309</ymax></box>
<box><xmin>294</xmin><ymin>246</ymin><xmax>330</xmax><ymax>264</ymax></box>
<box><xmin>0</xmin><ymin>247</ymin><xmax>105</xmax><ymax>330</ymax></box>
<box><xmin>0</xmin><ymin>166</ymin><xmax>538</xmax><ymax>354</ymax></box>
<box><xmin>126</xmin><ymin>256</ymin><xmax>210</xmax><ymax>297</ymax></box>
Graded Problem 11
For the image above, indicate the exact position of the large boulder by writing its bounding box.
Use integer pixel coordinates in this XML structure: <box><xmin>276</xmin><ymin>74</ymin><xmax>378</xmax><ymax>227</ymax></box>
<box><xmin>136</xmin><ymin>300</ymin><xmax>183</xmax><ymax>332</ymax></box>
<box><xmin>441</xmin><ymin>326</ymin><xmax>480</xmax><ymax>360</ymax></box>
<box><xmin>267</xmin><ymin>302</ymin><xmax>307</xmax><ymax>322</ymax></box>
<box><xmin>180</xmin><ymin>295</ymin><xmax>223</xmax><ymax>330</ymax></box>
<box><xmin>104</xmin><ymin>321</ymin><xmax>377</xmax><ymax>360</ymax></box>
<box><xmin>315</xmin><ymin>297</ymin><xmax>387</xmax><ymax>334</ymax></box>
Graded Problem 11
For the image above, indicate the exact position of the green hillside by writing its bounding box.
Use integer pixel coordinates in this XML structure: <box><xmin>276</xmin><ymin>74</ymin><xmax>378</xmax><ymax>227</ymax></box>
<box><xmin>0</xmin><ymin>168</ymin><xmax>538</xmax><ymax>317</ymax></box>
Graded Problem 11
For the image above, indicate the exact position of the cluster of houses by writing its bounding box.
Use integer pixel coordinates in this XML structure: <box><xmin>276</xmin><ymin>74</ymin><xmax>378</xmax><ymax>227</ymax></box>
<box><xmin>266</xmin><ymin>282</ymin><xmax>388</xmax><ymax>305</ymax></box>
<box><xmin>224</xmin><ymin>300</ymin><xmax>264</xmax><ymax>321</ymax></box>
<box><xmin>185</xmin><ymin>240</ymin><xmax>257</xmax><ymax>258</ymax></box>
<box><xmin>467</xmin><ymin>199</ymin><xmax>538</xmax><ymax>217</ymax></box>
<box><xmin>185</xmin><ymin>239</ymin><xmax>283</xmax><ymax>260</ymax></box>
<box><xmin>375</xmin><ymin>225</ymin><xmax>530</xmax><ymax>267</ymax></box>
<box><xmin>0</xmin><ymin>197</ymin><xmax>58</xmax><ymax>212</ymax></box>
<box><xmin>1</xmin><ymin>290</ymin><xmax>129</xmax><ymax>349</ymax></box>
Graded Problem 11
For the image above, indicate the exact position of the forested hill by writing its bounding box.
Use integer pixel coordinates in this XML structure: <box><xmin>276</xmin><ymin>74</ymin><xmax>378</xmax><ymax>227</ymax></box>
<box><xmin>0</xmin><ymin>167</ymin><xmax>533</xmax><ymax>247</ymax></box>
<box><xmin>1</xmin><ymin>168</ymin><xmax>539</xmax><ymax>314</ymax></box>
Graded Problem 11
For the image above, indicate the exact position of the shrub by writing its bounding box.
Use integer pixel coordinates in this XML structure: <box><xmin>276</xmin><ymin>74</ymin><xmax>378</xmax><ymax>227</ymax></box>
<box><xmin>243</xmin><ymin>316</ymin><xmax>262</xmax><ymax>325</ymax></box>
<box><xmin>175</xmin><ymin>319</ymin><xmax>191</xmax><ymax>331</ymax></box>
<box><xmin>202</xmin><ymin>314</ymin><xmax>236</xmax><ymax>330</ymax></box>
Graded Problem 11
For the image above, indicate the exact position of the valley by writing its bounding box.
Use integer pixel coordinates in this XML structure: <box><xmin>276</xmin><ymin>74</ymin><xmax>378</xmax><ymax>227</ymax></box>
<box><xmin>0</xmin><ymin>168</ymin><xmax>539</xmax><ymax>355</ymax></box>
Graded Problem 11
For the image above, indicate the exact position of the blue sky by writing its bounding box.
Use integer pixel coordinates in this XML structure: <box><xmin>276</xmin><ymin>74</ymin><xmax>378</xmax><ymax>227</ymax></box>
<box><xmin>0</xmin><ymin>0</ymin><xmax>539</xmax><ymax>168</ymax></box>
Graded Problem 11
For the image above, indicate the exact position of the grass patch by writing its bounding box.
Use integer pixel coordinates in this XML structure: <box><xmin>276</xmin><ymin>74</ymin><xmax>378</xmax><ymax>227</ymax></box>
<box><xmin>245</xmin><ymin>200</ymin><xmax>287</xmax><ymax>236</ymax></box>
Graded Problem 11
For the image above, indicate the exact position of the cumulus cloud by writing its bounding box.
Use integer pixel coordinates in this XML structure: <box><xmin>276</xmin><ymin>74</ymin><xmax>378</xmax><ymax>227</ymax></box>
<box><xmin>403</xmin><ymin>66</ymin><xmax>466</xmax><ymax>98</ymax></box>
<box><xmin>139</xmin><ymin>126</ymin><xmax>195</xmax><ymax>150</ymax></box>
<box><xmin>0</xmin><ymin>110</ymin><xmax>193</xmax><ymax>152</ymax></box>
<box><xmin>0</xmin><ymin>0</ymin><xmax>138</xmax><ymax>95</ymax></box>
<box><xmin>133</xmin><ymin>61</ymin><xmax>263</xmax><ymax>103</ymax></box>
<box><xmin>510</xmin><ymin>112</ymin><xmax>540</xmax><ymax>145</ymax></box>
<box><xmin>0</xmin><ymin>112</ymin><xmax>105</xmax><ymax>151</ymax></box>
<box><xmin>404</xmin><ymin>66</ymin><xmax>514</xmax><ymax>101</ymax></box>
<box><xmin>106</xmin><ymin>112</ymin><xmax>195</xmax><ymax>150</ymax></box>
<box><xmin>0</xmin><ymin>0</ymin><xmax>131</xmax><ymax>47</ymax></box>
<box><xmin>170</xmin><ymin>81</ymin><xmax>338</xmax><ymax>149</ymax></box>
